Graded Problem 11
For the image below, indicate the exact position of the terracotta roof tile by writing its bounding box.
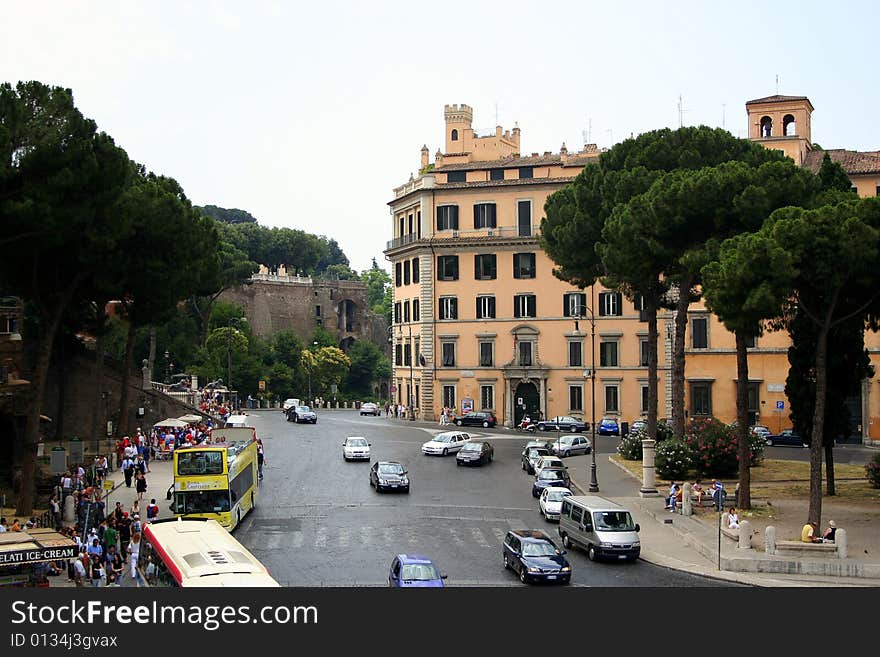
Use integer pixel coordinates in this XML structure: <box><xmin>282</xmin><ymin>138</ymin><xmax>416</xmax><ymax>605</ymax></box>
<box><xmin>745</xmin><ymin>94</ymin><xmax>811</xmax><ymax>105</ymax></box>
<box><xmin>803</xmin><ymin>149</ymin><xmax>880</xmax><ymax>176</ymax></box>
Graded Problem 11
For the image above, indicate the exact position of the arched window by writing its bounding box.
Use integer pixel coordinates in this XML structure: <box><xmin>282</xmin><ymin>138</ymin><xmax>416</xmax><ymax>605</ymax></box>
<box><xmin>760</xmin><ymin>116</ymin><xmax>773</xmax><ymax>138</ymax></box>
<box><xmin>783</xmin><ymin>114</ymin><xmax>796</xmax><ymax>136</ymax></box>
<box><xmin>451</xmin><ymin>129</ymin><xmax>459</xmax><ymax>141</ymax></box>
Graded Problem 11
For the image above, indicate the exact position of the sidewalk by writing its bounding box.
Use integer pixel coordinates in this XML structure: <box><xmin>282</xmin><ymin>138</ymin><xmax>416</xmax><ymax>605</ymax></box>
<box><xmin>564</xmin><ymin>450</ymin><xmax>880</xmax><ymax>587</ymax></box>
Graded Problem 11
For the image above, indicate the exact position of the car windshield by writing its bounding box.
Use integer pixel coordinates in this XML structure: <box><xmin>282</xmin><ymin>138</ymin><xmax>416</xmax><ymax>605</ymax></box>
<box><xmin>559</xmin><ymin>436</ymin><xmax>574</xmax><ymax>445</ymax></box>
<box><xmin>378</xmin><ymin>464</ymin><xmax>404</xmax><ymax>474</ymax></box>
<box><xmin>461</xmin><ymin>443</ymin><xmax>481</xmax><ymax>452</ymax></box>
<box><xmin>296</xmin><ymin>406</ymin><xmax>312</xmax><ymax>413</ymax></box>
<box><xmin>540</xmin><ymin>470</ymin><xmax>565</xmax><ymax>480</ymax></box>
<box><xmin>546</xmin><ymin>490</ymin><xmax>570</xmax><ymax>502</ymax></box>
<box><xmin>522</xmin><ymin>541</ymin><xmax>559</xmax><ymax>557</ymax></box>
<box><xmin>433</xmin><ymin>435</ymin><xmax>452</xmax><ymax>443</ymax></box>
<box><xmin>592</xmin><ymin>511</ymin><xmax>636</xmax><ymax>531</ymax></box>
<box><xmin>528</xmin><ymin>448</ymin><xmax>549</xmax><ymax>458</ymax></box>
<box><xmin>400</xmin><ymin>563</ymin><xmax>439</xmax><ymax>581</ymax></box>
<box><xmin>347</xmin><ymin>438</ymin><xmax>368</xmax><ymax>447</ymax></box>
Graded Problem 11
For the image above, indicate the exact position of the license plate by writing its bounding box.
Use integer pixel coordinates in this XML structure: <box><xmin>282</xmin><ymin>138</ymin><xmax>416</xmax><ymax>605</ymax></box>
<box><xmin>618</xmin><ymin>555</ymin><xmax>627</xmax><ymax>560</ymax></box>
<box><xmin>390</xmin><ymin>484</ymin><xmax>398</xmax><ymax>487</ymax></box>
<box><xmin>547</xmin><ymin>575</ymin><xmax>557</xmax><ymax>580</ymax></box>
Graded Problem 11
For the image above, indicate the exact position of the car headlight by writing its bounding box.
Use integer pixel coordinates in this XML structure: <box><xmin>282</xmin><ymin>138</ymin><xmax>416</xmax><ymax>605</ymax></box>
<box><xmin>632</xmin><ymin>542</ymin><xmax>640</xmax><ymax>547</ymax></box>
<box><xmin>378</xmin><ymin>478</ymin><xmax>388</xmax><ymax>485</ymax></box>
<box><xmin>527</xmin><ymin>567</ymin><xmax>540</xmax><ymax>573</ymax></box>
<box><xmin>600</xmin><ymin>542</ymin><xmax>613</xmax><ymax>548</ymax></box>
<box><xmin>560</xmin><ymin>566</ymin><xmax>571</xmax><ymax>572</ymax></box>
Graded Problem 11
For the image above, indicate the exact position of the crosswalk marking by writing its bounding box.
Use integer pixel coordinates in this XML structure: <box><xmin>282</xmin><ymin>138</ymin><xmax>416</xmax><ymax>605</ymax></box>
<box><xmin>291</xmin><ymin>531</ymin><xmax>303</xmax><ymax>548</ymax></box>
<box><xmin>492</xmin><ymin>528</ymin><xmax>507</xmax><ymax>544</ymax></box>
<box><xmin>359</xmin><ymin>527</ymin><xmax>373</xmax><ymax>546</ymax></box>
<box><xmin>315</xmin><ymin>527</ymin><xmax>328</xmax><ymax>548</ymax></box>
<box><xmin>447</xmin><ymin>527</ymin><xmax>465</xmax><ymax>546</ymax></box>
<box><xmin>382</xmin><ymin>528</ymin><xmax>394</xmax><ymax>546</ymax></box>
<box><xmin>470</xmin><ymin>527</ymin><xmax>491</xmax><ymax>548</ymax></box>
<box><xmin>338</xmin><ymin>528</ymin><xmax>351</xmax><ymax>548</ymax></box>
<box><xmin>266</xmin><ymin>533</ymin><xmax>283</xmax><ymax>550</ymax></box>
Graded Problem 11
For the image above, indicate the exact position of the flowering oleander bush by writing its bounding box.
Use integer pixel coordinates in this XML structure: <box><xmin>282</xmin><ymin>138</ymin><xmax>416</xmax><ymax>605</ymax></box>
<box><xmin>682</xmin><ymin>417</ymin><xmax>764</xmax><ymax>476</ymax></box>
<box><xmin>867</xmin><ymin>453</ymin><xmax>880</xmax><ymax>488</ymax></box>
<box><xmin>617</xmin><ymin>432</ymin><xmax>644</xmax><ymax>460</ymax></box>
<box><xmin>655</xmin><ymin>438</ymin><xmax>693</xmax><ymax>481</ymax></box>
<box><xmin>656</xmin><ymin>421</ymin><xmax>674</xmax><ymax>443</ymax></box>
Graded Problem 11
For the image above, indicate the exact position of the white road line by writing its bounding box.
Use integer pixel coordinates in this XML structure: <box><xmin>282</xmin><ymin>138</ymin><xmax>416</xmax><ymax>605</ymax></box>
<box><xmin>266</xmin><ymin>533</ymin><xmax>283</xmax><ymax>550</ymax></box>
<box><xmin>359</xmin><ymin>527</ymin><xmax>373</xmax><ymax>546</ymax></box>
<box><xmin>407</xmin><ymin>528</ymin><xmax>419</xmax><ymax>545</ymax></box>
<box><xmin>338</xmin><ymin>528</ymin><xmax>351</xmax><ymax>548</ymax></box>
<box><xmin>382</xmin><ymin>528</ymin><xmax>394</xmax><ymax>546</ymax></box>
<box><xmin>491</xmin><ymin>528</ymin><xmax>507</xmax><ymax>544</ymax></box>
<box><xmin>315</xmin><ymin>526</ymin><xmax>328</xmax><ymax>548</ymax></box>
<box><xmin>470</xmin><ymin>527</ymin><xmax>491</xmax><ymax>548</ymax></box>
<box><xmin>291</xmin><ymin>531</ymin><xmax>303</xmax><ymax>548</ymax></box>
<box><xmin>447</xmin><ymin>527</ymin><xmax>465</xmax><ymax>547</ymax></box>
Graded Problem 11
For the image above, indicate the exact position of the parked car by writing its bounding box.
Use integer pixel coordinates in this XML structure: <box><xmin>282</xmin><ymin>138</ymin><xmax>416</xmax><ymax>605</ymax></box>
<box><xmin>342</xmin><ymin>436</ymin><xmax>371</xmax><ymax>461</ymax></box>
<box><xmin>287</xmin><ymin>405</ymin><xmax>317</xmax><ymax>423</ymax></box>
<box><xmin>523</xmin><ymin>439</ymin><xmax>555</xmax><ymax>452</ymax></box>
<box><xmin>360</xmin><ymin>402</ymin><xmax>380</xmax><ymax>416</ymax></box>
<box><xmin>370</xmin><ymin>461</ymin><xmax>410</xmax><ymax>493</ymax></box>
<box><xmin>454</xmin><ymin>411</ymin><xmax>497</xmax><ymax>428</ymax></box>
<box><xmin>550</xmin><ymin>434</ymin><xmax>592</xmax><ymax>457</ymax></box>
<box><xmin>539</xmin><ymin>486</ymin><xmax>573</xmax><ymax>522</ymax></box>
<box><xmin>765</xmin><ymin>429</ymin><xmax>809</xmax><ymax>448</ymax></box>
<box><xmin>455</xmin><ymin>440</ymin><xmax>494</xmax><ymax>466</ymax></box>
<box><xmin>532</xmin><ymin>467</ymin><xmax>572</xmax><ymax>498</ymax></box>
<box><xmin>502</xmin><ymin>529</ymin><xmax>571</xmax><ymax>585</ymax></box>
<box><xmin>521</xmin><ymin>446</ymin><xmax>551</xmax><ymax>474</ymax></box>
<box><xmin>534</xmin><ymin>455</ymin><xmax>566</xmax><ymax>477</ymax></box>
<box><xmin>535</xmin><ymin>415</ymin><xmax>588</xmax><ymax>433</ymax></box>
<box><xmin>630</xmin><ymin>419</ymin><xmax>647</xmax><ymax>435</ymax></box>
<box><xmin>421</xmin><ymin>431</ymin><xmax>470</xmax><ymax>456</ymax></box>
<box><xmin>282</xmin><ymin>398</ymin><xmax>301</xmax><ymax>411</ymax></box>
<box><xmin>388</xmin><ymin>554</ymin><xmax>446</xmax><ymax>588</ymax></box>
<box><xmin>750</xmin><ymin>425</ymin><xmax>771</xmax><ymax>439</ymax></box>
<box><xmin>597</xmin><ymin>418</ymin><xmax>620</xmax><ymax>436</ymax></box>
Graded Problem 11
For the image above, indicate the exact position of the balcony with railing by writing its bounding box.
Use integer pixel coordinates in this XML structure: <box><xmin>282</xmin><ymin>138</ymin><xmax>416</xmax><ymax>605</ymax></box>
<box><xmin>386</xmin><ymin>225</ymin><xmax>533</xmax><ymax>251</ymax></box>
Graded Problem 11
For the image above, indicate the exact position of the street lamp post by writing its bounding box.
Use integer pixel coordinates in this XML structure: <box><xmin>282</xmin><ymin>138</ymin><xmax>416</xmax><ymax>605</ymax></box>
<box><xmin>575</xmin><ymin>299</ymin><xmax>599</xmax><ymax>493</ymax></box>
<box><xmin>164</xmin><ymin>350</ymin><xmax>170</xmax><ymax>384</ymax></box>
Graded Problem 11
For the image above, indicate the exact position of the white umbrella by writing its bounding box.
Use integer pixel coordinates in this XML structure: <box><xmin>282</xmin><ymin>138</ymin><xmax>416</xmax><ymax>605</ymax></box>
<box><xmin>178</xmin><ymin>414</ymin><xmax>203</xmax><ymax>423</ymax></box>
<box><xmin>154</xmin><ymin>418</ymin><xmax>188</xmax><ymax>428</ymax></box>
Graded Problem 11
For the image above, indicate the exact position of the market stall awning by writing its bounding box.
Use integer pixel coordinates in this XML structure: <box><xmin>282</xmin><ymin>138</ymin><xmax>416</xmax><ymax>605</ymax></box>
<box><xmin>0</xmin><ymin>528</ymin><xmax>77</xmax><ymax>567</ymax></box>
<box><xmin>154</xmin><ymin>418</ymin><xmax>189</xmax><ymax>428</ymax></box>
<box><xmin>178</xmin><ymin>414</ymin><xmax>203</xmax><ymax>424</ymax></box>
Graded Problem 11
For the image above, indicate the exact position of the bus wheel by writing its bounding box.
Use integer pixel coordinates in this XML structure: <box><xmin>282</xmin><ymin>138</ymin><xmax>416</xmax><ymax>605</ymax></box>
<box><xmin>251</xmin><ymin>492</ymin><xmax>255</xmax><ymax>510</ymax></box>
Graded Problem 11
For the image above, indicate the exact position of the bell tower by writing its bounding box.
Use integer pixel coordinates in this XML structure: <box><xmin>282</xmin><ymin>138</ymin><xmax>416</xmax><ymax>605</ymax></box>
<box><xmin>444</xmin><ymin>104</ymin><xmax>473</xmax><ymax>155</ymax></box>
<box><xmin>746</xmin><ymin>94</ymin><xmax>813</xmax><ymax>166</ymax></box>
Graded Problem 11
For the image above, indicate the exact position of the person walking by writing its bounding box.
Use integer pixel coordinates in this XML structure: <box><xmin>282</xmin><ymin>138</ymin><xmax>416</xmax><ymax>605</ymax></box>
<box><xmin>256</xmin><ymin>439</ymin><xmax>265</xmax><ymax>480</ymax></box>
<box><xmin>135</xmin><ymin>471</ymin><xmax>148</xmax><ymax>502</ymax></box>
<box><xmin>121</xmin><ymin>455</ymin><xmax>135</xmax><ymax>488</ymax></box>
<box><xmin>128</xmin><ymin>532</ymin><xmax>143</xmax><ymax>584</ymax></box>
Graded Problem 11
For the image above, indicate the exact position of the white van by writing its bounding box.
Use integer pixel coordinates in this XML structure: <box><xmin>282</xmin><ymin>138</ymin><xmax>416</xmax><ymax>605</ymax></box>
<box><xmin>557</xmin><ymin>496</ymin><xmax>641</xmax><ymax>562</ymax></box>
<box><xmin>224</xmin><ymin>414</ymin><xmax>250</xmax><ymax>428</ymax></box>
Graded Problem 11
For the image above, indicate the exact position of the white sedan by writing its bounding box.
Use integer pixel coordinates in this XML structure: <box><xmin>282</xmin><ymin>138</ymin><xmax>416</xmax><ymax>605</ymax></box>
<box><xmin>342</xmin><ymin>436</ymin><xmax>371</xmax><ymax>461</ymax></box>
<box><xmin>421</xmin><ymin>431</ymin><xmax>471</xmax><ymax>456</ymax></box>
<box><xmin>539</xmin><ymin>486</ymin><xmax>573</xmax><ymax>521</ymax></box>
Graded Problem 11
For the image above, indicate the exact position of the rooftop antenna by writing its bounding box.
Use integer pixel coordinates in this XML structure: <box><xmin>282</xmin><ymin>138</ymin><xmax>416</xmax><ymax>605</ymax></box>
<box><xmin>582</xmin><ymin>117</ymin><xmax>592</xmax><ymax>146</ymax></box>
<box><xmin>775</xmin><ymin>74</ymin><xmax>780</xmax><ymax>94</ymax></box>
<box><xmin>677</xmin><ymin>94</ymin><xmax>689</xmax><ymax>128</ymax></box>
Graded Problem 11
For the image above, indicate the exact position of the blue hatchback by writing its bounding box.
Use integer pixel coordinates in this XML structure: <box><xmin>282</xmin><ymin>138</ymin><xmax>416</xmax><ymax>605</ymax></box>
<box><xmin>388</xmin><ymin>555</ymin><xmax>447</xmax><ymax>588</ymax></box>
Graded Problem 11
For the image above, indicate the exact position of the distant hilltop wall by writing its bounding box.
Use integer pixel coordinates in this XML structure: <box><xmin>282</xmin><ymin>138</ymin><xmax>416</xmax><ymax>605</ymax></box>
<box><xmin>219</xmin><ymin>271</ymin><xmax>388</xmax><ymax>352</ymax></box>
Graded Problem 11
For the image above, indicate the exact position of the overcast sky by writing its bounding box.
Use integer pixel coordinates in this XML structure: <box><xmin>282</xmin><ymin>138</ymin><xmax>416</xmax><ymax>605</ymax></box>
<box><xmin>3</xmin><ymin>1</ymin><xmax>877</xmax><ymax>273</ymax></box>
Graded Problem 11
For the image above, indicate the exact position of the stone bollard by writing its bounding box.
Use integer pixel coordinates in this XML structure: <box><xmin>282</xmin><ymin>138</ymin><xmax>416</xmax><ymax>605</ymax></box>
<box><xmin>639</xmin><ymin>439</ymin><xmax>659</xmax><ymax>497</ymax></box>
<box><xmin>765</xmin><ymin>525</ymin><xmax>777</xmax><ymax>555</ymax></box>
<box><xmin>681</xmin><ymin>482</ymin><xmax>693</xmax><ymax>516</ymax></box>
<box><xmin>835</xmin><ymin>528</ymin><xmax>847</xmax><ymax>559</ymax></box>
<box><xmin>738</xmin><ymin>519</ymin><xmax>753</xmax><ymax>550</ymax></box>
<box><xmin>63</xmin><ymin>495</ymin><xmax>75</xmax><ymax>523</ymax></box>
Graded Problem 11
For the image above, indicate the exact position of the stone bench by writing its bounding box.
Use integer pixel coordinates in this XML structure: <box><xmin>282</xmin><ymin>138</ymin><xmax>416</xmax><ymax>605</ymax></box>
<box><xmin>765</xmin><ymin>526</ymin><xmax>847</xmax><ymax>558</ymax></box>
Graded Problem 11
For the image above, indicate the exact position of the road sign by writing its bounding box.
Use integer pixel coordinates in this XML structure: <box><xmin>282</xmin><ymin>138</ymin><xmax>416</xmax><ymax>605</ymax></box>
<box><xmin>103</xmin><ymin>480</ymin><xmax>114</xmax><ymax>491</ymax></box>
<box><xmin>776</xmin><ymin>401</ymin><xmax>784</xmax><ymax>410</ymax></box>
<box><xmin>258</xmin><ymin>380</ymin><xmax>266</xmax><ymax>391</ymax></box>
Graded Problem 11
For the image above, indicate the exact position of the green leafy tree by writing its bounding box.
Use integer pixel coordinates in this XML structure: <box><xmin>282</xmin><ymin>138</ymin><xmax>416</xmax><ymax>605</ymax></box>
<box><xmin>360</xmin><ymin>259</ymin><xmax>392</xmax><ymax>322</ymax></box>
<box><xmin>344</xmin><ymin>340</ymin><xmax>391</xmax><ymax>398</ymax></box>
<box><xmin>763</xmin><ymin>197</ymin><xmax>880</xmax><ymax>524</ymax></box>
<box><xmin>702</xmin><ymin>231</ymin><xmax>795</xmax><ymax>508</ymax></box>
<box><xmin>0</xmin><ymin>81</ymin><xmax>133</xmax><ymax>515</ymax></box>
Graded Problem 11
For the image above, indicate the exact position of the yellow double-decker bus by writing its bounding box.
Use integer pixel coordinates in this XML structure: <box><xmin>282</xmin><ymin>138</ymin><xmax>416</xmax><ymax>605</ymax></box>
<box><xmin>168</xmin><ymin>437</ymin><xmax>258</xmax><ymax>530</ymax></box>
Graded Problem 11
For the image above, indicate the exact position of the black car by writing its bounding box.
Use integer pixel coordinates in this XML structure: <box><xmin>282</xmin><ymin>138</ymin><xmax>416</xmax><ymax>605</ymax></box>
<box><xmin>535</xmin><ymin>415</ymin><xmax>588</xmax><ymax>433</ymax></box>
<box><xmin>532</xmin><ymin>467</ymin><xmax>571</xmax><ymax>497</ymax></box>
<box><xmin>369</xmin><ymin>461</ymin><xmax>410</xmax><ymax>493</ymax></box>
<box><xmin>454</xmin><ymin>411</ymin><xmax>498</xmax><ymax>428</ymax></box>
<box><xmin>287</xmin><ymin>405</ymin><xmax>318</xmax><ymax>424</ymax></box>
<box><xmin>456</xmin><ymin>441</ymin><xmax>494</xmax><ymax>466</ymax></box>
<box><xmin>502</xmin><ymin>529</ymin><xmax>571</xmax><ymax>585</ymax></box>
<box><xmin>521</xmin><ymin>446</ymin><xmax>551</xmax><ymax>474</ymax></box>
<box><xmin>765</xmin><ymin>429</ymin><xmax>809</xmax><ymax>448</ymax></box>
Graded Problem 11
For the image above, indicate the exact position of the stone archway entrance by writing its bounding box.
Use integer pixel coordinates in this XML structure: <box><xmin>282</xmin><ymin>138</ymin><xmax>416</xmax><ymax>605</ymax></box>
<box><xmin>513</xmin><ymin>381</ymin><xmax>540</xmax><ymax>426</ymax></box>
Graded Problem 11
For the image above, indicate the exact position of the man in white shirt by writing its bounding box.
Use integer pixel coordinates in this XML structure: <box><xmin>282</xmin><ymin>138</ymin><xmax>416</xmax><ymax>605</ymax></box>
<box><xmin>0</xmin><ymin>517</ymin><xmax>7</xmax><ymax>532</ymax></box>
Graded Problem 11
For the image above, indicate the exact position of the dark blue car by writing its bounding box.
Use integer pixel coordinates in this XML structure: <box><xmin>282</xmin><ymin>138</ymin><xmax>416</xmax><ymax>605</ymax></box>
<box><xmin>388</xmin><ymin>554</ymin><xmax>447</xmax><ymax>587</ymax></box>
<box><xmin>532</xmin><ymin>467</ymin><xmax>571</xmax><ymax>498</ymax></box>
<box><xmin>598</xmin><ymin>418</ymin><xmax>620</xmax><ymax>436</ymax></box>
<box><xmin>502</xmin><ymin>529</ymin><xmax>571</xmax><ymax>585</ymax></box>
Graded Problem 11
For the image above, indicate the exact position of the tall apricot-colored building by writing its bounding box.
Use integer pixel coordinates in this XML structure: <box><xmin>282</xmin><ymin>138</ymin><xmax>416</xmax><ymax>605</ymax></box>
<box><xmin>385</xmin><ymin>96</ymin><xmax>880</xmax><ymax>444</ymax></box>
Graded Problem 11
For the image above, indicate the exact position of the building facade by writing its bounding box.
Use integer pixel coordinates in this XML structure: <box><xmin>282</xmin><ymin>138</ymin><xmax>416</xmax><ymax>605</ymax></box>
<box><xmin>385</xmin><ymin>97</ymin><xmax>880</xmax><ymax>443</ymax></box>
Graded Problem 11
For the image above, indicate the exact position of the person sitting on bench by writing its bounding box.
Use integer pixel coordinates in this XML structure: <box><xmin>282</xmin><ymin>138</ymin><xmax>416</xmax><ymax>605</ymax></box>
<box><xmin>822</xmin><ymin>520</ymin><xmax>837</xmax><ymax>543</ymax></box>
<box><xmin>801</xmin><ymin>521</ymin><xmax>822</xmax><ymax>543</ymax></box>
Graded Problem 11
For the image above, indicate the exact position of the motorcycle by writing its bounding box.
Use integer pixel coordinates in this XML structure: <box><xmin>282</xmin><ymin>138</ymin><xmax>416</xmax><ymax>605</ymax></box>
<box><xmin>516</xmin><ymin>415</ymin><xmax>538</xmax><ymax>432</ymax></box>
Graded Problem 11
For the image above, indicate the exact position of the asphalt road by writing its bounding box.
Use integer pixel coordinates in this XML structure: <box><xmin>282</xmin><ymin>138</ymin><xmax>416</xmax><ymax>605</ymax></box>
<box><xmin>235</xmin><ymin>410</ymin><xmax>738</xmax><ymax>587</ymax></box>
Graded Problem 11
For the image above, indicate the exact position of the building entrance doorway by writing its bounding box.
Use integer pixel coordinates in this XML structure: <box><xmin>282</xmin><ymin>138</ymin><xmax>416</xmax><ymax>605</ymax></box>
<box><xmin>513</xmin><ymin>381</ymin><xmax>540</xmax><ymax>427</ymax></box>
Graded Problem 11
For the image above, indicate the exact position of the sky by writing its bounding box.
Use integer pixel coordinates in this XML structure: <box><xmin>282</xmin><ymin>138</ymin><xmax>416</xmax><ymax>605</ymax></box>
<box><xmin>3</xmin><ymin>1</ymin><xmax>878</xmax><ymax>273</ymax></box>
